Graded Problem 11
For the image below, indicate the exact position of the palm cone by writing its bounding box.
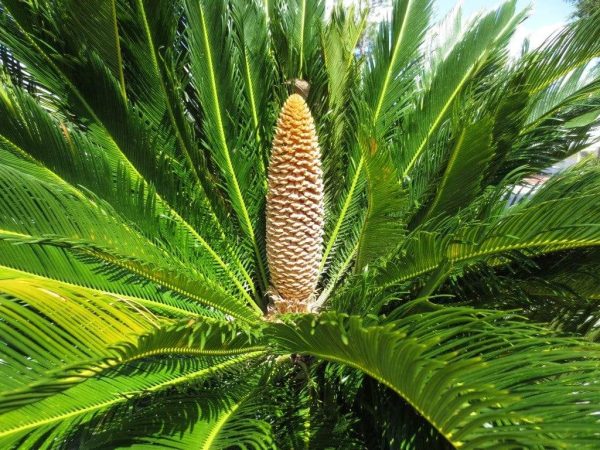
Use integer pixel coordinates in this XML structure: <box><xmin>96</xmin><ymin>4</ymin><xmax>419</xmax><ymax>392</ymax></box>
<box><xmin>266</xmin><ymin>94</ymin><xmax>324</xmax><ymax>314</ymax></box>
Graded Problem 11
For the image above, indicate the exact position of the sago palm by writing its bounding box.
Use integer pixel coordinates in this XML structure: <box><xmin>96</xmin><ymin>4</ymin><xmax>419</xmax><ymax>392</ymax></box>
<box><xmin>0</xmin><ymin>0</ymin><xmax>600</xmax><ymax>448</ymax></box>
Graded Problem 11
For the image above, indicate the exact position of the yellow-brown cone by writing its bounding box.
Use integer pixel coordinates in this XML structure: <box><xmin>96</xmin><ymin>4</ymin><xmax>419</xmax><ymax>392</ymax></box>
<box><xmin>266</xmin><ymin>94</ymin><xmax>324</xmax><ymax>314</ymax></box>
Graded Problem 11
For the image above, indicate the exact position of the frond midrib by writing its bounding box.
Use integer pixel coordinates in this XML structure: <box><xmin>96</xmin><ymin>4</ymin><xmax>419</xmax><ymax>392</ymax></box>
<box><xmin>0</xmin><ymin>229</ymin><xmax>260</xmax><ymax>322</ymax></box>
<box><xmin>372</xmin><ymin>0</ymin><xmax>415</xmax><ymax>121</ymax></box>
<box><xmin>291</xmin><ymin>348</ymin><xmax>457</xmax><ymax>447</ymax></box>
<box><xmin>197</xmin><ymin>4</ymin><xmax>268</xmax><ymax>291</ymax></box>
<box><xmin>0</xmin><ymin>352</ymin><xmax>265</xmax><ymax>439</ymax></box>
<box><xmin>201</xmin><ymin>392</ymin><xmax>251</xmax><ymax>450</ymax></box>
<box><xmin>0</xmin><ymin>264</ymin><xmax>197</xmax><ymax>319</ymax></box>
<box><xmin>110</xmin><ymin>0</ymin><xmax>126</xmax><ymax>98</ymax></box>
<box><xmin>1</xmin><ymin>3</ymin><xmax>256</xmax><ymax>304</ymax></box>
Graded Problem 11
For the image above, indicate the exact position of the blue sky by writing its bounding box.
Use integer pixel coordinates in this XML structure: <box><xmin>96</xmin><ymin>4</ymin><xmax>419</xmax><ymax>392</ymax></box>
<box><xmin>435</xmin><ymin>0</ymin><xmax>573</xmax><ymax>24</ymax></box>
<box><xmin>434</xmin><ymin>0</ymin><xmax>574</xmax><ymax>52</ymax></box>
<box><xmin>330</xmin><ymin>0</ymin><xmax>575</xmax><ymax>51</ymax></box>
<box><xmin>436</xmin><ymin>0</ymin><xmax>573</xmax><ymax>35</ymax></box>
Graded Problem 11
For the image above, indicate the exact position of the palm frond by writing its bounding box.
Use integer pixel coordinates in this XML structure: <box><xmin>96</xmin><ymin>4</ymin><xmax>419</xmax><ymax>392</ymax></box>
<box><xmin>399</xmin><ymin>0</ymin><xmax>521</xmax><ymax>179</ymax></box>
<box><xmin>381</xmin><ymin>162</ymin><xmax>600</xmax><ymax>288</ymax></box>
<box><xmin>0</xmin><ymin>317</ymin><xmax>265</xmax><ymax>448</ymax></box>
<box><xmin>320</xmin><ymin>4</ymin><xmax>366</xmax><ymax>196</ymax></box>
<box><xmin>0</xmin><ymin>271</ymin><xmax>156</xmax><ymax>396</ymax></box>
<box><xmin>353</xmin><ymin>128</ymin><xmax>407</xmax><ymax>271</ymax></box>
<box><xmin>522</xmin><ymin>9</ymin><xmax>600</xmax><ymax>97</ymax></box>
<box><xmin>0</xmin><ymin>353</ymin><xmax>262</xmax><ymax>448</ymax></box>
<box><xmin>61</xmin><ymin>0</ymin><xmax>126</xmax><ymax>96</ymax></box>
<box><xmin>232</xmin><ymin>0</ymin><xmax>275</xmax><ymax>159</ymax></box>
<box><xmin>320</xmin><ymin>0</ymin><xmax>432</xmax><ymax>287</ymax></box>
<box><xmin>269</xmin><ymin>0</ymin><xmax>325</xmax><ymax>80</ymax></box>
<box><xmin>0</xmin><ymin>6</ymin><xmax>258</xmax><ymax>300</ymax></box>
<box><xmin>184</xmin><ymin>0</ymin><xmax>268</xmax><ymax>291</ymax></box>
<box><xmin>0</xmin><ymin>316</ymin><xmax>263</xmax><ymax>411</ymax></box>
<box><xmin>131</xmin><ymin>388</ymin><xmax>275</xmax><ymax>450</ymax></box>
<box><xmin>267</xmin><ymin>307</ymin><xmax>600</xmax><ymax>448</ymax></box>
<box><xmin>414</xmin><ymin>116</ymin><xmax>495</xmax><ymax>227</ymax></box>
<box><xmin>364</xmin><ymin>0</ymin><xmax>432</xmax><ymax>133</ymax></box>
<box><xmin>0</xmin><ymin>151</ymin><xmax>260</xmax><ymax>319</ymax></box>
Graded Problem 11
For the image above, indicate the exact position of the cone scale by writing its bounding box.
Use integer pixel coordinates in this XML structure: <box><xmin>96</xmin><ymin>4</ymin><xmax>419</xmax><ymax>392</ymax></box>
<box><xmin>266</xmin><ymin>94</ymin><xmax>324</xmax><ymax>314</ymax></box>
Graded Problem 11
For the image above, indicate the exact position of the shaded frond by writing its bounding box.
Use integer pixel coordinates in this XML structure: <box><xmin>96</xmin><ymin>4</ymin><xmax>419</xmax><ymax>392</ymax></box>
<box><xmin>267</xmin><ymin>307</ymin><xmax>600</xmax><ymax>448</ymax></box>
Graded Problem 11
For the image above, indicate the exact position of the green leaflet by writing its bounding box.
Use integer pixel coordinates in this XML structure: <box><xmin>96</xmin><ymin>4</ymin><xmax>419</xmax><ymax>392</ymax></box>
<box><xmin>415</xmin><ymin>116</ymin><xmax>495</xmax><ymax>226</ymax></box>
<box><xmin>0</xmin><ymin>0</ymin><xmax>600</xmax><ymax>447</ymax></box>
<box><xmin>266</xmin><ymin>309</ymin><xmax>600</xmax><ymax>448</ymax></box>
<box><xmin>398</xmin><ymin>0</ymin><xmax>520</xmax><ymax>179</ymax></box>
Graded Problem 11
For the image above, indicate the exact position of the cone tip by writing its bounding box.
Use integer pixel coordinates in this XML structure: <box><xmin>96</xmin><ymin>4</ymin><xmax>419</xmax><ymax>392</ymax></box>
<box><xmin>286</xmin><ymin>93</ymin><xmax>306</xmax><ymax>106</ymax></box>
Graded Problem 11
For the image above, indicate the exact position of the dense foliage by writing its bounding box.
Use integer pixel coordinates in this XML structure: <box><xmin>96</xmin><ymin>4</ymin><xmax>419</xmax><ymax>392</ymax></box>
<box><xmin>0</xmin><ymin>0</ymin><xmax>599</xmax><ymax>448</ymax></box>
<box><xmin>568</xmin><ymin>0</ymin><xmax>600</xmax><ymax>19</ymax></box>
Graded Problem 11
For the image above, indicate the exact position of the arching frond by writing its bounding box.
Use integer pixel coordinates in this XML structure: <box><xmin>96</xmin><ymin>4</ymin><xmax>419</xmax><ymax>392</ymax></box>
<box><xmin>399</xmin><ymin>1</ymin><xmax>521</xmax><ymax>179</ymax></box>
<box><xmin>0</xmin><ymin>0</ymin><xmax>599</xmax><ymax>447</ymax></box>
<box><xmin>269</xmin><ymin>0</ymin><xmax>325</xmax><ymax>80</ymax></box>
<box><xmin>130</xmin><ymin>388</ymin><xmax>275</xmax><ymax>450</ymax></box>
<box><xmin>0</xmin><ymin>151</ymin><xmax>259</xmax><ymax>319</ymax></box>
<box><xmin>321</xmin><ymin>0</ymin><xmax>433</xmax><ymax>286</ymax></box>
<box><xmin>413</xmin><ymin>116</ymin><xmax>495</xmax><ymax>227</ymax></box>
<box><xmin>364</xmin><ymin>0</ymin><xmax>432</xmax><ymax>133</ymax></box>
<box><xmin>353</xmin><ymin>128</ymin><xmax>407</xmax><ymax>272</ymax></box>
<box><xmin>267</xmin><ymin>307</ymin><xmax>600</xmax><ymax>448</ymax></box>
<box><xmin>0</xmin><ymin>317</ymin><xmax>266</xmax><ymax>448</ymax></box>
<box><xmin>381</xmin><ymin>163</ymin><xmax>600</xmax><ymax>288</ymax></box>
<box><xmin>0</xmin><ymin>271</ymin><xmax>156</xmax><ymax>396</ymax></box>
<box><xmin>184</xmin><ymin>0</ymin><xmax>268</xmax><ymax>291</ymax></box>
<box><xmin>0</xmin><ymin>43</ymin><xmax>255</xmax><ymax>302</ymax></box>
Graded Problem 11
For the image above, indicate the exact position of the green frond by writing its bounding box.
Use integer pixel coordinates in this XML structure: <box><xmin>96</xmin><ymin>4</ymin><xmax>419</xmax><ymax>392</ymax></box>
<box><xmin>323</xmin><ymin>0</ymin><xmax>433</xmax><ymax>281</ymax></box>
<box><xmin>381</xmin><ymin>164</ymin><xmax>600</xmax><ymax>288</ymax></box>
<box><xmin>69</xmin><ymin>371</ymin><xmax>276</xmax><ymax>449</ymax></box>
<box><xmin>0</xmin><ymin>317</ymin><xmax>264</xmax><ymax>412</ymax></box>
<box><xmin>184</xmin><ymin>0</ymin><xmax>268</xmax><ymax>291</ymax></box>
<box><xmin>319</xmin><ymin>142</ymin><xmax>365</xmax><ymax>279</ymax></box>
<box><xmin>483</xmin><ymin>11</ymin><xmax>600</xmax><ymax>182</ymax></box>
<box><xmin>0</xmin><ymin>20</ymin><xmax>256</xmax><ymax>301</ymax></box>
<box><xmin>399</xmin><ymin>0</ymin><xmax>520</xmax><ymax>179</ymax></box>
<box><xmin>414</xmin><ymin>116</ymin><xmax>495</xmax><ymax>227</ymax></box>
<box><xmin>522</xmin><ymin>9</ymin><xmax>600</xmax><ymax>97</ymax></box>
<box><xmin>131</xmin><ymin>389</ymin><xmax>275</xmax><ymax>450</ymax></box>
<box><xmin>464</xmin><ymin>256</ymin><xmax>600</xmax><ymax>339</ymax></box>
<box><xmin>322</xmin><ymin>6</ymin><xmax>366</xmax><ymax>121</ymax></box>
<box><xmin>0</xmin><ymin>152</ymin><xmax>259</xmax><ymax>319</ymax></box>
<box><xmin>0</xmin><ymin>44</ymin><xmax>36</xmax><ymax>93</ymax></box>
<box><xmin>354</xmin><ymin>129</ymin><xmax>407</xmax><ymax>272</ymax></box>
<box><xmin>231</xmin><ymin>0</ymin><xmax>275</xmax><ymax>153</ymax></box>
<box><xmin>61</xmin><ymin>0</ymin><xmax>125</xmax><ymax>96</ymax></box>
<box><xmin>525</xmin><ymin>66</ymin><xmax>598</xmax><ymax>127</ymax></box>
<box><xmin>0</xmin><ymin>317</ymin><xmax>266</xmax><ymax>448</ymax></box>
<box><xmin>0</xmin><ymin>353</ymin><xmax>263</xmax><ymax>448</ymax></box>
<box><xmin>484</xmin><ymin>70</ymin><xmax>531</xmax><ymax>184</ymax></box>
<box><xmin>269</xmin><ymin>0</ymin><xmax>325</xmax><ymax>80</ymax></box>
<box><xmin>267</xmin><ymin>360</ymin><xmax>364</xmax><ymax>449</ymax></box>
<box><xmin>364</xmin><ymin>0</ymin><xmax>432</xmax><ymax>133</ymax></box>
<box><xmin>267</xmin><ymin>307</ymin><xmax>600</xmax><ymax>448</ymax></box>
<box><xmin>320</xmin><ymin>4</ymin><xmax>366</xmax><ymax>198</ymax></box>
<box><xmin>0</xmin><ymin>271</ymin><xmax>156</xmax><ymax>396</ymax></box>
